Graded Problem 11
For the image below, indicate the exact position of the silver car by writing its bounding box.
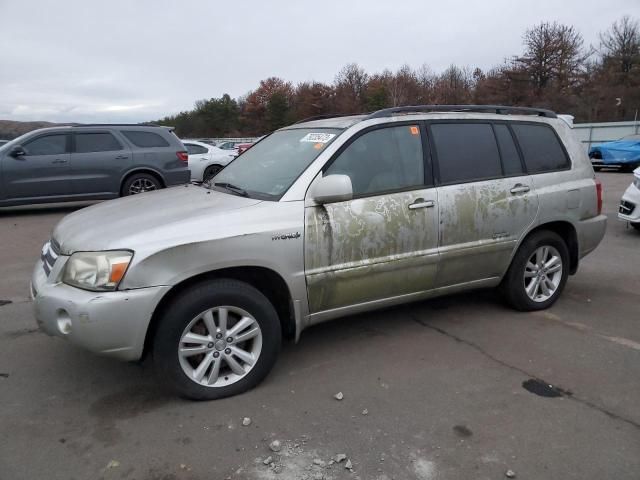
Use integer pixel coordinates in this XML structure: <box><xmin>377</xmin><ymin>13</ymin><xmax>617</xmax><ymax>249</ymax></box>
<box><xmin>31</xmin><ymin>105</ymin><xmax>607</xmax><ymax>400</ymax></box>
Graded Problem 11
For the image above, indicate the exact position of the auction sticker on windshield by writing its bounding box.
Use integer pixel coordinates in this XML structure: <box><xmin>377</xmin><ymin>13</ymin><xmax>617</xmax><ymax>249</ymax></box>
<box><xmin>300</xmin><ymin>132</ymin><xmax>336</xmax><ymax>143</ymax></box>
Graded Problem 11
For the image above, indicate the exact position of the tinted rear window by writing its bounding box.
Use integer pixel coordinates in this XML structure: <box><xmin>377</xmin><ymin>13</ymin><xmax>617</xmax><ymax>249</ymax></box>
<box><xmin>494</xmin><ymin>124</ymin><xmax>523</xmax><ymax>176</ymax></box>
<box><xmin>122</xmin><ymin>130</ymin><xmax>170</xmax><ymax>148</ymax></box>
<box><xmin>75</xmin><ymin>132</ymin><xmax>122</xmax><ymax>153</ymax></box>
<box><xmin>511</xmin><ymin>124</ymin><xmax>569</xmax><ymax>173</ymax></box>
<box><xmin>432</xmin><ymin>123</ymin><xmax>502</xmax><ymax>184</ymax></box>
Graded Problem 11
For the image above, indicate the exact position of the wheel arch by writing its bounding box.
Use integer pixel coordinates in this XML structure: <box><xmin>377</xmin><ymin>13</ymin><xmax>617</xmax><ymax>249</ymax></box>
<box><xmin>513</xmin><ymin>221</ymin><xmax>579</xmax><ymax>276</ymax></box>
<box><xmin>120</xmin><ymin>168</ymin><xmax>166</xmax><ymax>196</ymax></box>
<box><xmin>142</xmin><ymin>266</ymin><xmax>295</xmax><ymax>360</ymax></box>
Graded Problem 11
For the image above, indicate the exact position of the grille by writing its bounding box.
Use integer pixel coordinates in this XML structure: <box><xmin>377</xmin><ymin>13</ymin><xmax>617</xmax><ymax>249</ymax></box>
<box><xmin>619</xmin><ymin>200</ymin><xmax>635</xmax><ymax>216</ymax></box>
<box><xmin>40</xmin><ymin>239</ymin><xmax>60</xmax><ymax>277</ymax></box>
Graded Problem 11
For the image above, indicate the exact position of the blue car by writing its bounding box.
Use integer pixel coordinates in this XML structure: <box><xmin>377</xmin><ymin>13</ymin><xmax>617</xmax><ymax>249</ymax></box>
<box><xmin>589</xmin><ymin>134</ymin><xmax>640</xmax><ymax>172</ymax></box>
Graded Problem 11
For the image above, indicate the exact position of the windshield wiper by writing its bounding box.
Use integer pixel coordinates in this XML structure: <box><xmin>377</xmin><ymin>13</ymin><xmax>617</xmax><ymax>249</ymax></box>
<box><xmin>213</xmin><ymin>182</ymin><xmax>249</xmax><ymax>197</ymax></box>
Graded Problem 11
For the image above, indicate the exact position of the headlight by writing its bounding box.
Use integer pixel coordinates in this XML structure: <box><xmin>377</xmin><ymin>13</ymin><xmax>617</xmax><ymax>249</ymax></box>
<box><xmin>63</xmin><ymin>251</ymin><xmax>133</xmax><ymax>291</ymax></box>
<box><xmin>634</xmin><ymin>177</ymin><xmax>640</xmax><ymax>189</ymax></box>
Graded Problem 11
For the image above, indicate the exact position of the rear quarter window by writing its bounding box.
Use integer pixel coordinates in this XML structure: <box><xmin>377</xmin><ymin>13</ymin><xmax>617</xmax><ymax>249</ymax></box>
<box><xmin>511</xmin><ymin>124</ymin><xmax>570</xmax><ymax>173</ymax></box>
<box><xmin>122</xmin><ymin>130</ymin><xmax>170</xmax><ymax>148</ymax></box>
<box><xmin>431</xmin><ymin>123</ymin><xmax>502</xmax><ymax>184</ymax></box>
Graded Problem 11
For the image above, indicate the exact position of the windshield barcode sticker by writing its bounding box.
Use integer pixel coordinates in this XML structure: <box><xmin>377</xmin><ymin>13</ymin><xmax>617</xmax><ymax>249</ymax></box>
<box><xmin>300</xmin><ymin>133</ymin><xmax>336</xmax><ymax>144</ymax></box>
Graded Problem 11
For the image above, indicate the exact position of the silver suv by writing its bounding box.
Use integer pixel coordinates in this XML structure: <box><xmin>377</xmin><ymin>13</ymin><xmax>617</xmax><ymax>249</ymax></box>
<box><xmin>0</xmin><ymin>124</ymin><xmax>189</xmax><ymax>206</ymax></box>
<box><xmin>31</xmin><ymin>105</ymin><xmax>607</xmax><ymax>400</ymax></box>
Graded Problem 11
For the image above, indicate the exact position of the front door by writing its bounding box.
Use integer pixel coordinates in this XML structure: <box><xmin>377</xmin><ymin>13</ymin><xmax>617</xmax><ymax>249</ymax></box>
<box><xmin>305</xmin><ymin>123</ymin><xmax>439</xmax><ymax>314</ymax></box>
<box><xmin>430</xmin><ymin>122</ymin><xmax>539</xmax><ymax>287</ymax></box>
<box><xmin>3</xmin><ymin>132</ymin><xmax>71</xmax><ymax>199</ymax></box>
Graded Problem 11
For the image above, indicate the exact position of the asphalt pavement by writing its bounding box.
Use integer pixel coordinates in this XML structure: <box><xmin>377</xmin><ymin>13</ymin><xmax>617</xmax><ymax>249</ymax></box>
<box><xmin>1</xmin><ymin>172</ymin><xmax>638</xmax><ymax>480</ymax></box>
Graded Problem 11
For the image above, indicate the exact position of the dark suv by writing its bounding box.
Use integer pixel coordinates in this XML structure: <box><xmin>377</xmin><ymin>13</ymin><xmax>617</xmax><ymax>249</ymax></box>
<box><xmin>0</xmin><ymin>125</ymin><xmax>189</xmax><ymax>206</ymax></box>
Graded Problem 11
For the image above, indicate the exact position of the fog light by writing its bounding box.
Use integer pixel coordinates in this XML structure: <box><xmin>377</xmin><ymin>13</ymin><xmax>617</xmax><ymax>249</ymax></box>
<box><xmin>56</xmin><ymin>309</ymin><xmax>72</xmax><ymax>335</ymax></box>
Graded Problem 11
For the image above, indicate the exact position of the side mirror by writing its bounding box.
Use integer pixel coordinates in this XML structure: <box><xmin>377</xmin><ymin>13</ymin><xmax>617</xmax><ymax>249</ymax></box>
<box><xmin>10</xmin><ymin>145</ymin><xmax>26</xmax><ymax>157</ymax></box>
<box><xmin>311</xmin><ymin>174</ymin><xmax>353</xmax><ymax>204</ymax></box>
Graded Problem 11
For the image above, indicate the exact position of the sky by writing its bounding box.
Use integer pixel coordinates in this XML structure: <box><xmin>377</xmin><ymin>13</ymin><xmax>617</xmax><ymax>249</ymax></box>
<box><xmin>1</xmin><ymin>0</ymin><xmax>639</xmax><ymax>123</ymax></box>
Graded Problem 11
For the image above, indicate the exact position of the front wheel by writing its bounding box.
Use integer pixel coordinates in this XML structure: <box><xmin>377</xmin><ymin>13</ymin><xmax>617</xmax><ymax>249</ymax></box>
<box><xmin>152</xmin><ymin>279</ymin><xmax>281</xmax><ymax>400</ymax></box>
<box><xmin>501</xmin><ymin>231</ymin><xmax>569</xmax><ymax>311</ymax></box>
<box><xmin>631</xmin><ymin>222</ymin><xmax>640</xmax><ymax>232</ymax></box>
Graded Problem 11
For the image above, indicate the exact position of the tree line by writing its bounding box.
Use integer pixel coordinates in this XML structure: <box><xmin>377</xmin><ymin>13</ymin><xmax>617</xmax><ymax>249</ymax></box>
<box><xmin>157</xmin><ymin>16</ymin><xmax>640</xmax><ymax>138</ymax></box>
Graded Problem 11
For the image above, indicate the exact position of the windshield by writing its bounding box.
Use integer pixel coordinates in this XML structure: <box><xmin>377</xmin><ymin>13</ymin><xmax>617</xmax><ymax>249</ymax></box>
<box><xmin>209</xmin><ymin>128</ymin><xmax>342</xmax><ymax>200</ymax></box>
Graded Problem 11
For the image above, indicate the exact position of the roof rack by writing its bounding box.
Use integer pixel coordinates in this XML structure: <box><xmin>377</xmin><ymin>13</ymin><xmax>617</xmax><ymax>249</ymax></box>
<box><xmin>72</xmin><ymin>123</ymin><xmax>164</xmax><ymax>127</ymax></box>
<box><xmin>366</xmin><ymin>105</ymin><xmax>557</xmax><ymax>119</ymax></box>
<box><xmin>293</xmin><ymin>113</ymin><xmax>366</xmax><ymax>124</ymax></box>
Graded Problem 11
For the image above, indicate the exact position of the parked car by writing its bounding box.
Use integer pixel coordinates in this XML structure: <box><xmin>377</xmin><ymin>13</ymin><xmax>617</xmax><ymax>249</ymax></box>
<box><xmin>618</xmin><ymin>166</ymin><xmax>640</xmax><ymax>231</ymax></box>
<box><xmin>589</xmin><ymin>134</ymin><xmax>640</xmax><ymax>171</ymax></box>
<box><xmin>216</xmin><ymin>141</ymin><xmax>240</xmax><ymax>155</ymax></box>
<box><xmin>0</xmin><ymin>125</ymin><xmax>189</xmax><ymax>207</ymax></box>
<box><xmin>31</xmin><ymin>105</ymin><xmax>606</xmax><ymax>400</ymax></box>
<box><xmin>236</xmin><ymin>142</ymin><xmax>254</xmax><ymax>155</ymax></box>
<box><xmin>183</xmin><ymin>140</ymin><xmax>235</xmax><ymax>182</ymax></box>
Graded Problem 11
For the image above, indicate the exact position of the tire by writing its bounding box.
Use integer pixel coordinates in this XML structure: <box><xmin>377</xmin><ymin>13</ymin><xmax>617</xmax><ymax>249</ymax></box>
<box><xmin>203</xmin><ymin>165</ymin><xmax>222</xmax><ymax>183</ymax></box>
<box><xmin>501</xmin><ymin>230</ymin><xmax>570</xmax><ymax>311</ymax></box>
<box><xmin>152</xmin><ymin>279</ymin><xmax>281</xmax><ymax>400</ymax></box>
<box><xmin>122</xmin><ymin>172</ymin><xmax>162</xmax><ymax>196</ymax></box>
<box><xmin>631</xmin><ymin>223</ymin><xmax>640</xmax><ymax>232</ymax></box>
<box><xmin>593</xmin><ymin>166</ymin><xmax>601</xmax><ymax>172</ymax></box>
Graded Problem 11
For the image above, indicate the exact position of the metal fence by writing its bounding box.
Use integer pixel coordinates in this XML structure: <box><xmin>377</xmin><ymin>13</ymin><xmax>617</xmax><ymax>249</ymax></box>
<box><xmin>572</xmin><ymin>121</ymin><xmax>640</xmax><ymax>152</ymax></box>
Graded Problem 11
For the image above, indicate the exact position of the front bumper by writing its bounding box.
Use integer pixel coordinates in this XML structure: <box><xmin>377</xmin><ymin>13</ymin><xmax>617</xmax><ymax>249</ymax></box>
<box><xmin>31</xmin><ymin>258</ymin><xmax>170</xmax><ymax>361</ymax></box>
<box><xmin>618</xmin><ymin>183</ymin><xmax>640</xmax><ymax>224</ymax></box>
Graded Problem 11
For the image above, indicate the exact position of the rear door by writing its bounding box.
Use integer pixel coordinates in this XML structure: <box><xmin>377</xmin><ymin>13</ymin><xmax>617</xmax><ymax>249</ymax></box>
<box><xmin>69</xmin><ymin>130</ymin><xmax>130</xmax><ymax>195</ymax></box>
<box><xmin>431</xmin><ymin>121</ymin><xmax>539</xmax><ymax>287</ymax></box>
<box><xmin>3</xmin><ymin>132</ymin><xmax>71</xmax><ymax>199</ymax></box>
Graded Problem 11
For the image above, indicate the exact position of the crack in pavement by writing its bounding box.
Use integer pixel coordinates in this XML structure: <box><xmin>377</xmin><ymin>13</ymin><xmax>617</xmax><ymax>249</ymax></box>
<box><xmin>411</xmin><ymin>314</ymin><xmax>640</xmax><ymax>431</ymax></box>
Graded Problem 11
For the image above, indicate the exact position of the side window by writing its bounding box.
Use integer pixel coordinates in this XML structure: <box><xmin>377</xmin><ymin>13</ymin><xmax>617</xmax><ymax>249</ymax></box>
<box><xmin>511</xmin><ymin>124</ymin><xmax>570</xmax><ymax>173</ymax></box>
<box><xmin>325</xmin><ymin>125</ymin><xmax>425</xmax><ymax>197</ymax></box>
<box><xmin>431</xmin><ymin>123</ymin><xmax>501</xmax><ymax>184</ymax></box>
<box><xmin>23</xmin><ymin>134</ymin><xmax>68</xmax><ymax>156</ymax></box>
<box><xmin>185</xmin><ymin>144</ymin><xmax>207</xmax><ymax>155</ymax></box>
<box><xmin>75</xmin><ymin>132</ymin><xmax>122</xmax><ymax>153</ymax></box>
<box><xmin>494</xmin><ymin>124</ymin><xmax>524</xmax><ymax>176</ymax></box>
<box><xmin>122</xmin><ymin>130</ymin><xmax>170</xmax><ymax>148</ymax></box>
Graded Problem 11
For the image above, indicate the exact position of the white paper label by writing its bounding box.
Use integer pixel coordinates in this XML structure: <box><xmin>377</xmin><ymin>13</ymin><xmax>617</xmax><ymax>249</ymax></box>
<box><xmin>300</xmin><ymin>132</ymin><xmax>336</xmax><ymax>143</ymax></box>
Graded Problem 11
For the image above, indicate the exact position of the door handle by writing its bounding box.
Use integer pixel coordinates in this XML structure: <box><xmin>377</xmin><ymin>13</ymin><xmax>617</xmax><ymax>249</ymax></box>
<box><xmin>115</xmin><ymin>155</ymin><xmax>128</xmax><ymax>160</ymax></box>
<box><xmin>510</xmin><ymin>184</ymin><xmax>530</xmax><ymax>194</ymax></box>
<box><xmin>51</xmin><ymin>158</ymin><xmax>68</xmax><ymax>164</ymax></box>
<box><xmin>408</xmin><ymin>199</ymin><xmax>435</xmax><ymax>210</ymax></box>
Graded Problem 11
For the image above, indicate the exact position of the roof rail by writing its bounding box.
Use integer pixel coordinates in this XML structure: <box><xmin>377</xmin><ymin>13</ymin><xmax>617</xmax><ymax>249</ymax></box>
<box><xmin>365</xmin><ymin>105</ymin><xmax>557</xmax><ymax>119</ymax></box>
<box><xmin>71</xmin><ymin>123</ymin><xmax>165</xmax><ymax>127</ymax></box>
<box><xmin>293</xmin><ymin>113</ymin><xmax>367</xmax><ymax>124</ymax></box>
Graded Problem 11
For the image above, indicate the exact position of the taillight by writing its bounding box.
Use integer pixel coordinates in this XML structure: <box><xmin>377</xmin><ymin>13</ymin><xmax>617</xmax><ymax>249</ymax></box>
<box><xmin>595</xmin><ymin>179</ymin><xmax>603</xmax><ymax>215</ymax></box>
<box><xmin>176</xmin><ymin>151</ymin><xmax>188</xmax><ymax>162</ymax></box>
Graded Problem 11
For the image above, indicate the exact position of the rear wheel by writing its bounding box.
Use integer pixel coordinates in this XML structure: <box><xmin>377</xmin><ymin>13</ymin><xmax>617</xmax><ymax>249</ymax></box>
<box><xmin>153</xmin><ymin>279</ymin><xmax>281</xmax><ymax>400</ymax></box>
<box><xmin>203</xmin><ymin>165</ymin><xmax>222</xmax><ymax>183</ymax></box>
<box><xmin>501</xmin><ymin>231</ymin><xmax>569</xmax><ymax>311</ymax></box>
<box><xmin>631</xmin><ymin>222</ymin><xmax>640</xmax><ymax>231</ymax></box>
<box><xmin>122</xmin><ymin>173</ymin><xmax>162</xmax><ymax>196</ymax></box>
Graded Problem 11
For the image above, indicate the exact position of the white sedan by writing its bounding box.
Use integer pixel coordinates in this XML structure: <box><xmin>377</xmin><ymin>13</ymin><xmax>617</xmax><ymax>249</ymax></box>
<box><xmin>618</xmin><ymin>166</ymin><xmax>640</xmax><ymax>231</ymax></box>
<box><xmin>183</xmin><ymin>140</ymin><xmax>236</xmax><ymax>182</ymax></box>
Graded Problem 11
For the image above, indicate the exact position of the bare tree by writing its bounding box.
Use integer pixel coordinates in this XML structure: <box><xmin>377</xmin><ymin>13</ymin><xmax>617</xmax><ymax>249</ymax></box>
<box><xmin>517</xmin><ymin>22</ymin><xmax>587</xmax><ymax>94</ymax></box>
<box><xmin>599</xmin><ymin>15</ymin><xmax>640</xmax><ymax>73</ymax></box>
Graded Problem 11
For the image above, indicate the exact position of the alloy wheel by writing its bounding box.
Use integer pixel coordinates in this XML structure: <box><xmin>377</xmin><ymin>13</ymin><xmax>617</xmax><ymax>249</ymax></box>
<box><xmin>523</xmin><ymin>245</ymin><xmax>563</xmax><ymax>302</ymax></box>
<box><xmin>129</xmin><ymin>178</ymin><xmax>157</xmax><ymax>195</ymax></box>
<box><xmin>178</xmin><ymin>306</ymin><xmax>263</xmax><ymax>387</ymax></box>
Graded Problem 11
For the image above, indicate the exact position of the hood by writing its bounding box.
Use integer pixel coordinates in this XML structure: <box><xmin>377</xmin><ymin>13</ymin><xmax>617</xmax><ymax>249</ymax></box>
<box><xmin>53</xmin><ymin>185</ymin><xmax>262</xmax><ymax>253</ymax></box>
